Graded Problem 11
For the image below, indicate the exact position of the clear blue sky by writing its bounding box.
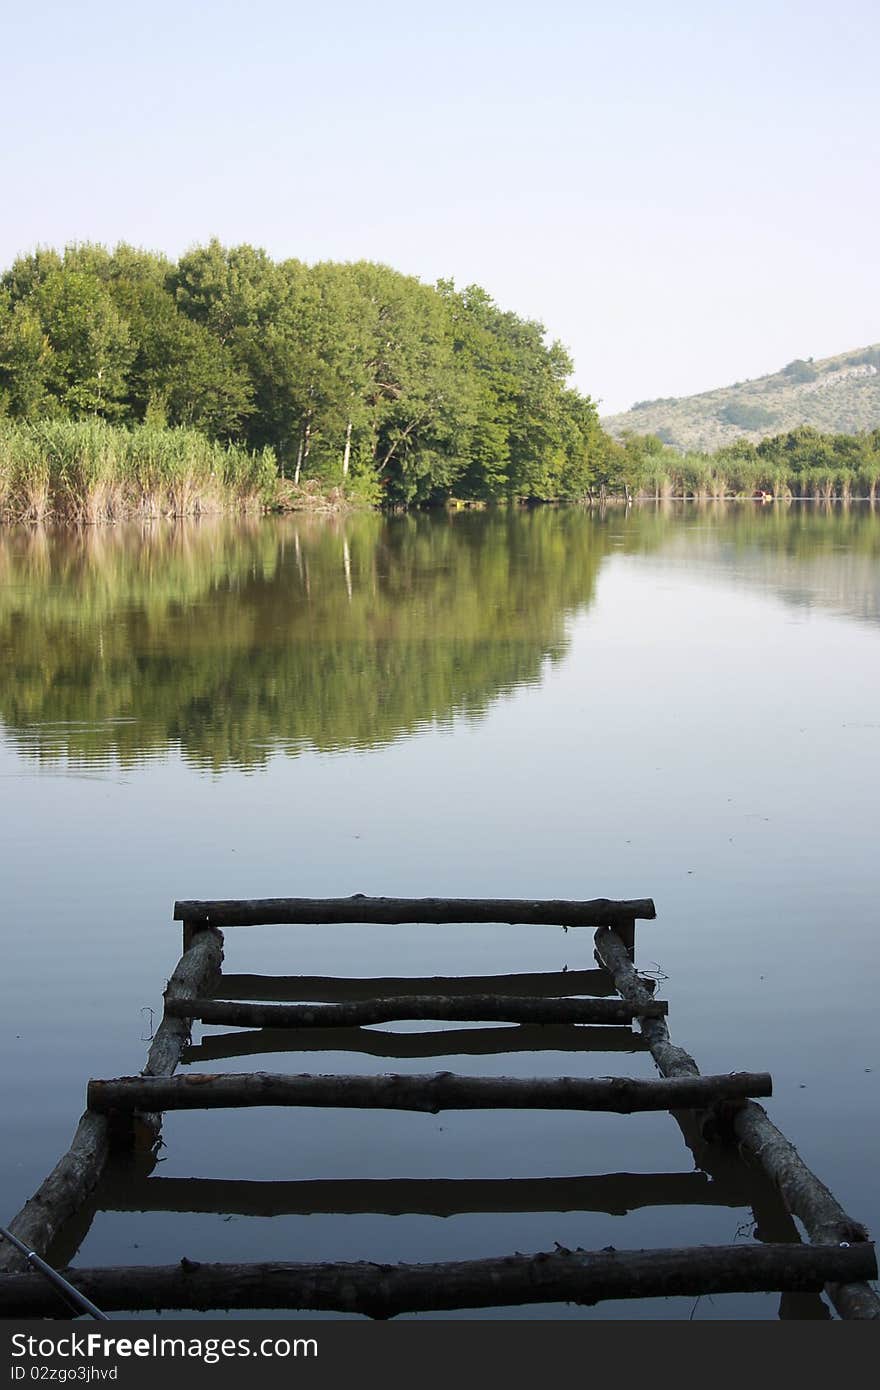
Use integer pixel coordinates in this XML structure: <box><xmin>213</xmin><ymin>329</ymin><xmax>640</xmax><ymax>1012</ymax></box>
<box><xmin>3</xmin><ymin>0</ymin><xmax>877</xmax><ymax>412</ymax></box>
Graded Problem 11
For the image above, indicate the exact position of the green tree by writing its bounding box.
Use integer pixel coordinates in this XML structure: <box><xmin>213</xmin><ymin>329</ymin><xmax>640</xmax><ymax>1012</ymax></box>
<box><xmin>0</xmin><ymin>293</ymin><xmax>56</xmax><ymax>419</ymax></box>
<box><xmin>31</xmin><ymin>269</ymin><xmax>133</xmax><ymax>417</ymax></box>
<box><xmin>0</xmin><ymin>239</ymin><xmax>621</xmax><ymax>506</ymax></box>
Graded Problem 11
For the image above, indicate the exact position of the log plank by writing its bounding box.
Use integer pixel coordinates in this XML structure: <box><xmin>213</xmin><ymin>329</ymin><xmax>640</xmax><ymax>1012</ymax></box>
<box><xmin>166</xmin><ymin>994</ymin><xmax>666</xmax><ymax>1028</ymax></box>
<box><xmin>174</xmin><ymin>895</ymin><xmax>657</xmax><ymax>929</ymax></box>
<box><xmin>0</xmin><ymin>1243</ymin><xmax>873</xmax><ymax>1317</ymax></box>
<box><xmin>87</xmin><ymin>1069</ymin><xmax>771</xmax><ymax>1115</ymax></box>
<box><xmin>594</xmin><ymin>926</ymin><xmax>880</xmax><ymax>1321</ymax></box>
<box><xmin>0</xmin><ymin>929</ymin><xmax>223</xmax><ymax>1272</ymax></box>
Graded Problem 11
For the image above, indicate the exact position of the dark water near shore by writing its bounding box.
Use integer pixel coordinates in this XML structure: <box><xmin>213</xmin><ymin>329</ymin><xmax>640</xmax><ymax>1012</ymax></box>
<box><xmin>1</xmin><ymin>504</ymin><xmax>878</xmax><ymax>1319</ymax></box>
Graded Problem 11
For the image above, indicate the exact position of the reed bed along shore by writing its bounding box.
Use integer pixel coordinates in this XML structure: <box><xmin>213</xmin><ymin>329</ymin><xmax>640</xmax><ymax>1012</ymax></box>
<box><xmin>0</xmin><ymin>419</ymin><xmax>278</xmax><ymax>524</ymax></box>
<box><xmin>615</xmin><ymin>428</ymin><xmax>880</xmax><ymax>503</ymax></box>
<box><xmin>635</xmin><ymin>466</ymin><xmax>880</xmax><ymax>503</ymax></box>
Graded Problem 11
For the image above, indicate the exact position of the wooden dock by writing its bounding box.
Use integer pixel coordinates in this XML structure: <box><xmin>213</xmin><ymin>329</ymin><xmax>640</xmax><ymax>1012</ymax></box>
<box><xmin>0</xmin><ymin>895</ymin><xmax>877</xmax><ymax>1319</ymax></box>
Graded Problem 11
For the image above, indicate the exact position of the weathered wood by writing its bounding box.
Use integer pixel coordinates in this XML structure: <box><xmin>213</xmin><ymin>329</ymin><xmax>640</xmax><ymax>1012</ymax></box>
<box><xmin>0</xmin><ymin>928</ymin><xmax>223</xmax><ymax>1271</ymax></box>
<box><xmin>88</xmin><ymin>1069</ymin><xmax>771</xmax><ymax>1115</ymax></box>
<box><xmin>594</xmin><ymin>925</ymin><xmax>880</xmax><ymax>1321</ymax></box>
<box><xmin>218</xmin><ymin>968</ymin><xmax>645</xmax><ymax>1001</ymax></box>
<box><xmin>94</xmin><ymin>1169</ymin><xmax>754</xmax><ymax>1219</ymax></box>
<box><xmin>594</xmin><ymin>976</ymin><xmax>831</xmax><ymax>1318</ymax></box>
<box><xmin>594</xmin><ymin>928</ymin><xmax>701</xmax><ymax>1078</ymax></box>
<box><xmin>0</xmin><ymin>1114</ymin><xmax>109</xmax><ymax>1275</ymax></box>
<box><xmin>616</xmin><ymin>916</ymin><xmax>636</xmax><ymax>960</ymax></box>
<box><xmin>183</xmin><ymin>1022</ymin><xmax>650</xmax><ymax>1063</ymax></box>
<box><xmin>0</xmin><ymin>1243</ymin><xmax>872</xmax><ymax>1317</ymax></box>
<box><xmin>166</xmin><ymin>993</ymin><xmax>667</xmax><ymax>1029</ymax></box>
<box><xmin>121</xmin><ymin>927</ymin><xmax>224</xmax><ymax>1146</ymax></box>
<box><xmin>173</xmin><ymin>895</ymin><xmax>657</xmax><ymax>929</ymax></box>
<box><xmin>733</xmin><ymin>1105</ymin><xmax>880</xmax><ymax>1320</ymax></box>
<box><xmin>145</xmin><ymin>929</ymin><xmax>224</xmax><ymax>1078</ymax></box>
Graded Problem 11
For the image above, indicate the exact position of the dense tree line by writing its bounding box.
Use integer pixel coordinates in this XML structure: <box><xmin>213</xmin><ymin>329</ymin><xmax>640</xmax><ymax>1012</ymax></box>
<box><xmin>0</xmin><ymin>243</ymin><xmax>608</xmax><ymax>505</ymax></box>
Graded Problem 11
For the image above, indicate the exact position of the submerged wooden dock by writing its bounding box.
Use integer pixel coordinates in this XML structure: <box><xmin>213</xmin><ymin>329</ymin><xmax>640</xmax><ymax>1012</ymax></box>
<box><xmin>1</xmin><ymin>895</ymin><xmax>877</xmax><ymax>1319</ymax></box>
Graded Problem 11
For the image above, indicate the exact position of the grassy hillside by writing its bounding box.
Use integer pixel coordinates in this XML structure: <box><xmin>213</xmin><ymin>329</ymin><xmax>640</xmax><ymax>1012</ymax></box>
<box><xmin>603</xmin><ymin>344</ymin><xmax>880</xmax><ymax>451</ymax></box>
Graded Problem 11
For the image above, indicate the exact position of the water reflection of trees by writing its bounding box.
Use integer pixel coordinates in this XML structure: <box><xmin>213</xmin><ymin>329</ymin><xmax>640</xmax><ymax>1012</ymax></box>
<box><xmin>637</xmin><ymin>501</ymin><xmax>880</xmax><ymax>627</ymax></box>
<box><xmin>0</xmin><ymin>511</ymin><xmax>611</xmax><ymax>769</ymax></box>
<box><xmin>3</xmin><ymin>503</ymin><xmax>878</xmax><ymax>771</ymax></box>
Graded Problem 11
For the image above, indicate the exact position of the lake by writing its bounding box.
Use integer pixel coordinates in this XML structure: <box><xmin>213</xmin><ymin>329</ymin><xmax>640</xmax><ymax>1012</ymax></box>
<box><xmin>0</xmin><ymin>503</ymin><xmax>878</xmax><ymax>1320</ymax></box>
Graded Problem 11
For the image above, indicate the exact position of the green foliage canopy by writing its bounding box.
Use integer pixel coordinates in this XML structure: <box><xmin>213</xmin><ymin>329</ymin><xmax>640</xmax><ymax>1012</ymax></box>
<box><xmin>0</xmin><ymin>242</ymin><xmax>606</xmax><ymax>506</ymax></box>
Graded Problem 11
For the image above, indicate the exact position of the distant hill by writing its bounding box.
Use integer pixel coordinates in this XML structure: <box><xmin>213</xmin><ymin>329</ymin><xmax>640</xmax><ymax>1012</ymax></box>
<box><xmin>602</xmin><ymin>345</ymin><xmax>880</xmax><ymax>452</ymax></box>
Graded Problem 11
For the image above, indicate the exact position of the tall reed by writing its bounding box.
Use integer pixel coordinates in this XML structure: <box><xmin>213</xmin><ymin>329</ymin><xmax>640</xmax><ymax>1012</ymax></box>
<box><xmin>0</xmin><ymin>419</ymin><xmax>278</xmax><ymax>524</ymax></box>
<box><xmin>636</xmin><ymin>449</ymin><xmax>880</xmax><ymax>500</ymax></box>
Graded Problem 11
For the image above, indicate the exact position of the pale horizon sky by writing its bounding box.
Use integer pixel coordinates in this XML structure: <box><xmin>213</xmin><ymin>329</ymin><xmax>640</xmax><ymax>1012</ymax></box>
<box><xmin>3</xmin><ymin>0</ymin><xmax>877</xmax><ymax>413</ymax></box>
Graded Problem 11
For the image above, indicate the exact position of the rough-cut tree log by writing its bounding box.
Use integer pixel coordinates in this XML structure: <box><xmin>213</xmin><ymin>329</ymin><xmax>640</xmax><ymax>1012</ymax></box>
<box><xmin>732</xmin><ymin>1105</ymin><xmax>880</xmax><ymax>1320</ymax></box>
<box><xmin>165</xmin><ymin>994</ymin><xmax>666</xmax><ymax>1029</ymax></box>
<box><xmin>218</xmin><ymin>968</ymin><xmax>632</xmax><ymax>1001</ymax></box>
<box><xmin>88</xmin><ymin>1069</ymin><xmax>771</xmax><ymax>1115</ymax></box>
<box><xmin>594</xmin><ymin>926</ymin><xmax>880</xmax><ymax>1321</ymax></box>
<box><xmin>594</xmin><ymin>928</ymin><xmax>700</xmax><ymax>1078</ymax></box>
<box><xmin>144</xmin><ymin>929</ymin><xmax>224</xmax><ymax>1078</ymax></box>
<box><xmin>0</xmin><ymin>1114</ymin><xmax>109</xmax><ymax>1276</ymax></box>
<box><xmin>0</xmin><ymin>1243</ymin><xmax>873</xmax><ymax>1318</ymax></box>
<box><xmin>0</xmin><ymin>928</ymin><xmax>223</xmax><ymax>1273</ymax></box>
<box><xmin>184</xmin><ymin>1022</ymin><xmax>650</xmax><ymax>1063</ymax></box>
<box><xmin>174</xmin><ymin>895</ymin><xmax>656</xmax><ymax>929</ymax></box>
<box><xmin>94</xmin><ymin>1169</ymin><xmax>753</xmax><ymax>1219</ymax></box>
<box><xmin>131</xmin><ymin>927</ymin><xmax>224</xmax><ymax>1144</ymax></box>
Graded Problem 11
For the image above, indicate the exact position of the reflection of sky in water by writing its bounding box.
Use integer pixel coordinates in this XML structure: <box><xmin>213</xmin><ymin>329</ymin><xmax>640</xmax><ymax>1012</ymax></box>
<box><xmin>1</xmin><ymin>507</ymin><xmax>878</xmax><ymax>1319</ymax></box>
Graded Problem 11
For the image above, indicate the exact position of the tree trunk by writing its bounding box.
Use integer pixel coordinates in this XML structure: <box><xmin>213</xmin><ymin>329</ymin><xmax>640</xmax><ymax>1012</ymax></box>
<box><xmin>294</xmin><ymin>413</ymin><xmax>312</xmax><ymax>486</ymax></box>
<box><xmin>172</xmin><ymin>895</ymin><xmax>657</xmax><ymax>930</ymax></box>
<box><xmin>0</xmin><ymin>1243</ymin><xmax>872</xmax><ymax>1317</ymax></box>
<box><xmin>594</xmin><ymin>926</ymin><xmax>880</xmax><ymax>1320</ymax></box>
<box><xmin>0</xmin><ymin>929</ymin><xmax>223</xmax><ymax>1272</ymax></box>
<box><xmin>163</xmin><ymin>992</ymin><xmax>667</xmax><ymax>1028</ymax></box>
<box><xmin>87</xmin><ymin>1069</ymin><xmax>771</xmax><ymax>1115</ymax></box>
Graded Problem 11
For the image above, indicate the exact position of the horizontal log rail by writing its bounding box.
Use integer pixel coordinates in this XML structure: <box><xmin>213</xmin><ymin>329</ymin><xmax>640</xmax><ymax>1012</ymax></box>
<box><xmin>594</xmin><ymin>926</ymin><xmax>880</xmax><ymax>1321</ymax></box>
<box><xmin>10</xmin><ymin>890</ymin><xmax>873</xmax><ymax>1321</ymax></box>
<box><xmin>88</xmin><ymin>1070</ymin><xmax>771</xmax><ymax>1115</ymax></box>
<box><xmin>174</xmin><ymin>895</ymin><xmax>656</xmax><ymax>929</ymax></box>
<box><xmin>217</xmin><ymin>968</ymin><xmax>634</xmax><ymax>1001</ymax></box>
<box><xmin>0</xmin><ymin>1243</ymin><xmax>873</xmax><ymax>1318</ymax></box>
<box><xmin>166</xmin><ymin>994</ymin><xmax>667</xmax><ymax>1029</ymax></box>
<box><xmin>183</xmin><ymin>1022</ymin><xmax>650</xmax><ymax>1063</ymax></box>
<box><xmin>94</xmin><ymin>1169</ymin><xmax>755</xmax><ymax>1219</ymax></box>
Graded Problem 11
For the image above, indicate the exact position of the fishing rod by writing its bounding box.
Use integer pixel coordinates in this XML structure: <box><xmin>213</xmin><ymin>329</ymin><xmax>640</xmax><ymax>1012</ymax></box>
<box><xmin>0</xmin><ymin>1224</ymin><xmax>109</xmax><ymax>1320</ymax></box>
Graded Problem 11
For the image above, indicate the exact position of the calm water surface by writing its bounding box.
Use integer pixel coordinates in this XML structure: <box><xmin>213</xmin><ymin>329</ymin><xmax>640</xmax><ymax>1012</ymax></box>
<box><xmin>1</xmin><ymin>505</ymin><xmax>878</xmax><ymax>1319</ymax></box>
